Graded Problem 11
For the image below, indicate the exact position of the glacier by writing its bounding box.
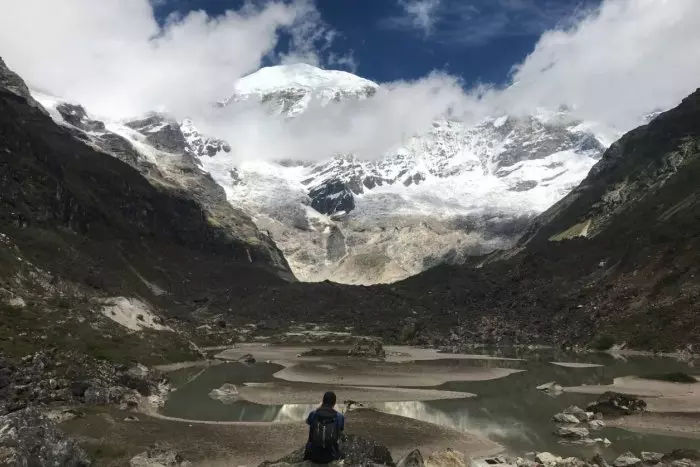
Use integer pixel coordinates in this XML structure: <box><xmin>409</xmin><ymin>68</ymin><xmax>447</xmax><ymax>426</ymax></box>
<box><xmin>31</xmin><ymin>64</ymin><xmax>619</xmax><ymax>285</ymax></box>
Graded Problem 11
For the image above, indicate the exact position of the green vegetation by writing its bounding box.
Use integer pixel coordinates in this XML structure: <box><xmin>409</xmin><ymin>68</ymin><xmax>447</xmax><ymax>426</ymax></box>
<box><xmin>0</xmin><ymin>301</ymin><xmax>198</xmax><ymax>365</ymax></box>
<box><xmin>642</xmin><ymin>372</ymin><xmax>698</xmax><ymax>383</ymax></box>
<box><xmin>590</xmin><ymin>333</ymin><xmax>616</xmax><ymax>351</ymax></box>
<box><xmin>549</xmin><ymin>219</ymin><xmax>592</xmax><ymax>242</ymax></box>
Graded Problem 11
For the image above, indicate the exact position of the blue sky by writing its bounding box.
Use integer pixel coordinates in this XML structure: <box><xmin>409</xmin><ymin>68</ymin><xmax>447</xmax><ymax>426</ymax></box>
<box><xmin>154</xmin><ymin>0</ymin><xmax>601</xmax><ymax>87</ymax></box>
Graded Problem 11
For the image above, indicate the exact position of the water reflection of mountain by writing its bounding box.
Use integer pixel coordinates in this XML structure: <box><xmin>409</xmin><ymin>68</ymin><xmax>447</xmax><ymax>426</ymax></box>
<box><xmin>274</xmin><ymin>404</ymin><xmax>318</xmax><ymax>422</ymax></box>
<box><xmin>161</xmin><ymin>353</ymin><xmax>700</xmax><ymax>458</ymax></box>
<box><xmin>372</xmin><ymin>401</ymin><xmax>531</xmax><ymax>442</ymax></box>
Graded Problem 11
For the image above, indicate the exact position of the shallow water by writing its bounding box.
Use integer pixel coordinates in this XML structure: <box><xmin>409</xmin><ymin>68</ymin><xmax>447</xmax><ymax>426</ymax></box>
<box><xmin>162</xmin><ymin>349</ymin><xmax>700</xmax><ymax>458</ymax></box>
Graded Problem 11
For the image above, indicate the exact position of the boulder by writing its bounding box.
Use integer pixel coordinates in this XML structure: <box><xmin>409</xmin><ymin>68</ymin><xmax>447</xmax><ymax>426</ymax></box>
<box><xmin>120</xmin><ymin>391</ymin><xmax>142</xmax><ymax>411</ymax></box>
<box><xmin>641</xmin><ymin>453</ymin><xmax>664</xmax><ymax>464</ymax></box>
<box><xmin>238</xmin><ymin>354</ymin><xmax>257</xmax><ymax>364</ymax></box>
<box><xmin>259</xmin><ymin>435</ymin><xmax>394</xmax><ymax>466</ymax></box>
<box><xmin>563</xmin><ymin>406</ymin><xmax>590</xmax><ymax>421</ymax></box>
<box><xmin>537</xmin><ymin>382</ymin><xmax>563</xmax><ymax>396</ymax></box>
<box><xmin>588</xmin><ymin>420</ymin><xmax>605</xmax><ymax>430</ymax></box>
<box><xmin>342</xmin><ymin>434</ymin><xmax>394</xmax><ymax>465</ymax></box>
<box><xmin>426</xmin><ymin>449</ymin><xmax>467</xmax><ymax>467</ymax></box>
<box><xmin>208</xmin><ymin>383</ymin><xmax>240</xmax><ymax>404</ymax></box>
<box><xmin>587</xmin><ymin>392</ymin><xmax>646</xmax><ymax>416</ymax></box>
<box><xmin>0</xmin><ymin>408</ymin><xmax>91</xmax><ymax>466</ymax></box>
<box><xmin>668</xmin><ymin>461</ymin><xmax>694</xmax><ymax>467</ymax></box>
<box><xmin>121</xmin><ymin>363</ymin><xmax>157</xmax><ymax>396</ymax></box>
<box><xmin>349</xmin><ymin>339</ymin><xmax>386</xmax><ymax>359</ymax></box>
<box><xmin>130</xmin><ymin>443</ymin><xmax>190</xmax><ymax>466</ymax></box>
<box><xmin>536</xmin><ymin>452</ymin><xmax>562</xmax><ymax>466</ymax></box>
<box><xmin>592</xmin><ymin>454</ymin><xmax>611</xmax><ymax>467</ymax></box>
<box><xmin>613</xmin><ymin>452</ymin><xmax>642</xmax><ymax>467</ymax></box>
<box><xmin>553</xmin><ymin>413</ymin><xmax>581</xmax><ymax>424</ymax></box>
<box><xmin>397</xmin><ymin>450</ymin><xmax>425</xmax><ymax>467</ymax></box>
<box><xmin>661</xmin><ymin>450</ymin><xmax>700</xmax><ymax>464</ymax></box>
<box><xmin>559</xmin><ymin>457</ymin><xmax>590</xmax><ymax>467</ymax></box>
<box><xmin>516</xmin><ymin>458</ymin><xmax>538</xmax><ymax>467</ymax></box>
<box><xmin>554</xmin><ymin>426</ymin><xmax>590</xmax><ymax>439</ymax></box>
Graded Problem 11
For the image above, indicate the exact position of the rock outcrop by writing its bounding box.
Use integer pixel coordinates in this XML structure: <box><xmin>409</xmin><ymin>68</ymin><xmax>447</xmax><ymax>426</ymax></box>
<box><xmin>208</xmin><ymin>383</ymin><xmax>240</xmax><ymax>404</ymax></box>
<box><xmin>349</xmin><ymin>338</ymin><xmax>387</xmax><ymax>359</ymax></box>
<box><xmin>613</xmin><ymin>452</ymin><xmax>642</xmax><ymax>467</ymax></box>
<box><xmin>0</xmin><ymin>349</ymin><xmax>165</xmax><ymax>417</ymax></box>
<box><xmin>587</xmin><ymin>392</ymin><xmax>646</xmax><ymax>416</ymax></box>
<box><xmin>397</xmin><ymin>450</ymin><xmax>426</xmax><ymax>467</ymax></box>
<box><xmin>426</xmin><ymin>449</ymin><xmax>468</xmax><ymax>467</ymax></box>
<box><xmin>130</xmin><ymin>443</ymin><xmax>191</xmax><ymax>467</ymax></box>
<box><xmin>0</xmin><ymin>408</ymin><xmax>91</xmax><ymax>466</ymax></box>
<box><xmin>259</xmin><ymin>434</ymin><xmax>394</xmax><ymax>466</ymax></box>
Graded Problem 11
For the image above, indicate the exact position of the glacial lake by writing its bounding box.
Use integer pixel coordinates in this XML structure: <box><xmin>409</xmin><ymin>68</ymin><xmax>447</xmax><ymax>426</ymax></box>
<box><xmin>161</xmin><ymin>348</ymin><xmax>700</xmax><ymax>459</ymax></box>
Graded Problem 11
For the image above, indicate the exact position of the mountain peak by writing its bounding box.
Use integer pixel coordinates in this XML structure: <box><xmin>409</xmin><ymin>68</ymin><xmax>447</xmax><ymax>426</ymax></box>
<box><xmin>234</xmin><ymin>63</ymin><xmax>378</xmax><ymax>96</ymax></box>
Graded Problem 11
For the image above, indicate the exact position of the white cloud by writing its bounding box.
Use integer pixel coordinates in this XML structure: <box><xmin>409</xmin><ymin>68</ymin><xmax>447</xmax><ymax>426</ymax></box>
<box><xmin>206</xmin><ymin>0</ymin><xmax>700</xmax><ymax>163</ymax></box>
<box><xmin>0</xmin><ymin>0</ymin><xmax>323</xmax><ymax>119</ymax></box>
<box><xmin>199</xmin><ymin>72</ymin><xmax>484</xmax><ymax>162</ymax></box>
<box><xmin>492</xmin><ymin>0</ymin><xmax>700</xmax><ymax>129</ymax></box>
<box><xmin>0</xmin><ymin>0</ymin><xmax>699</xmax><ymax>166</ymax></box>
<box><xmin>327</xmin><ymin>51</ymin><xmax>359</xmax><ymax>74</ymax></box>
<box><xmin>383</xmin><ymin>0</ymin><xmax>582</xmax><ymax>45</ymax></box>
<box><xmin>386</xmin><ymin>0</ymin><xmax>442</xmax><ymax>36</ymax></box>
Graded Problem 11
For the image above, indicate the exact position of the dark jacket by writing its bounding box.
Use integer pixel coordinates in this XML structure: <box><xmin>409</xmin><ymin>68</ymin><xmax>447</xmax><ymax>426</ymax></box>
<box><xmin>305</xmin><ymin>406</ymin><xmax>345</xmax><ymax>463</ymax></box>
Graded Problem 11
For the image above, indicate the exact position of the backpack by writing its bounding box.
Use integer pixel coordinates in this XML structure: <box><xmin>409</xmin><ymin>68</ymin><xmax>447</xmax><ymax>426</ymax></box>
<box><xmin>310</xmin><ymin>407</ymin><xmax>339</xmax><ymax>450</ymax></box>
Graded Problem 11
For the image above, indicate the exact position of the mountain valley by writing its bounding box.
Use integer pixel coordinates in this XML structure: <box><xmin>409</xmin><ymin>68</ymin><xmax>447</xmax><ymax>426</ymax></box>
<box><xmin>1</xmin><ymin>55</ymin><xmax>700</xmax><ymax>466</ymax></box>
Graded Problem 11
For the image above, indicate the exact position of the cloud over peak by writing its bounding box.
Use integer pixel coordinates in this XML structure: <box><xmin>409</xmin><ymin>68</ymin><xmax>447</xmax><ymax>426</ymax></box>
<box><xmin>0</xmin><ymin>0</ymin><xmax>324</xmax><ymax>118</ymax></box>
<box><xmin>0</xmin><ymin>0</ymin><xmax>699</xmax><ymax>164</ymax></box>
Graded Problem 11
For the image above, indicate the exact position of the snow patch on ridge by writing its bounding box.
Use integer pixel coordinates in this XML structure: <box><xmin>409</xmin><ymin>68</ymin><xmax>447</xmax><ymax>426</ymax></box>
<box><xmin>101</xmin><ymin>297</ymin><xmax>171</xmax><ymax>332</ymax></box>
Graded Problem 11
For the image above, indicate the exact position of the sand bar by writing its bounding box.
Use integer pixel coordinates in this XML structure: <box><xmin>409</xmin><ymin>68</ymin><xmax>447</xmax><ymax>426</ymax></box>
<box><xmin>215</xmin><ymin>343</ymin><xmax>524</xmax><ymax>364</ymax></box>
<box><xmin>564</xmin><ymin>376</ymin><xmax>700</xmax><ymax>412</ymax></box>
<box><xmin>273</xmin><ymin>360</ymin><xmax>523</xmax><ymax>387</ymax></box>
<box><xmin>235</xmin><ymin>382</ymin><xmax>474</xmax><ymax>405</ymax></box>
<box><xmin>550</xmin><ymin>361</ymin><xmax>604</xmax><ymax>368</ymax></box>
<box><xmin>383</xmin><ymin>346</ymin><xmax>523</xmax><ymax>363</ymax></box>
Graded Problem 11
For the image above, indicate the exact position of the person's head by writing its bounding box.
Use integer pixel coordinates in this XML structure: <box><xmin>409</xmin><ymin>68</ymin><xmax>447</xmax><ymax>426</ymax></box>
<box><xmin>321</xmin><ymin>391</ymin><xmax>337</xmax><ymax>408</ymax></box>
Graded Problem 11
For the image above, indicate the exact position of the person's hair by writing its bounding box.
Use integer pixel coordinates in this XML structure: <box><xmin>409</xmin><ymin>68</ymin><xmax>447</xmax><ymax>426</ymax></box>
<box><xmin>322</xmin><ymin>391</ymin><xmax>337</xmax><ymax>407</ymax></box>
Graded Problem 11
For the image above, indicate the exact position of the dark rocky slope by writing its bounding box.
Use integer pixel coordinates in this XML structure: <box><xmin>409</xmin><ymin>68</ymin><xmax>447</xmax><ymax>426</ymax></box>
<box><xmin>397</xmin><ymin>87</ymin><xmax>700</xmax><ymax>350</ymax></box>
<box><xmin>0</xmin><ymin>57</ymin><xmax>293</xmax><ymax>363</ymax></box>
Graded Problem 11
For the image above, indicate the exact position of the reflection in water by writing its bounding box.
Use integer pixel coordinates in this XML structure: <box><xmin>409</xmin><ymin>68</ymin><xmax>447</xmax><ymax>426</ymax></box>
<box><xmin>273</xmin><ymin>404</ymin><xmax>317</xmax><ymax>422</ymax></box>
<box><xmin>162</xmin><ymin>353</ymin><xmax>700</xmax><ymax>458</ymax></box>
<box><xmin>371</xmin><ymin>401</ymin><xmax>532</xmax><ymax>443</ymax></box>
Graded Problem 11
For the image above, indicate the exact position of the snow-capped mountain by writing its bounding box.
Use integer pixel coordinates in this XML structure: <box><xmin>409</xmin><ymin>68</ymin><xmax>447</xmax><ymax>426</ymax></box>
<box><xmin>32</xmin><ymin>64</ymin><xmax>619</xmax><ymax>284</ymax></box>
<box><xmin>221</xmin><ymin>63</ymin><xmax>378</xmax><ymax>115</ymax></box>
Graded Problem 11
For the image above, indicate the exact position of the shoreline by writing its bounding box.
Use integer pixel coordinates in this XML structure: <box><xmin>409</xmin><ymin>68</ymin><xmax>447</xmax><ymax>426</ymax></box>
<box><xmin>607</xmin><ymin>412</ymin><xmax>700</xmax><ymax>440</ymax></box>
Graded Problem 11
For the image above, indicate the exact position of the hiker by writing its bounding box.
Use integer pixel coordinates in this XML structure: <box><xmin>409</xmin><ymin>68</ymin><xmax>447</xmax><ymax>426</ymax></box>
<box><xmin>304</xmin><ymin>391</ymin><xmax>345</xmax><ymax>463</ymax></box>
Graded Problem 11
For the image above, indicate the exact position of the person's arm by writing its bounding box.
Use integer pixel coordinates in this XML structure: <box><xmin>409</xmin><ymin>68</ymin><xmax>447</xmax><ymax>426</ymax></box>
<box><xmin>337</xmin><ymin>412</ymin><xmax>345</xmax><ymax>432</ymax></box>
<box><xmin>306</xmin><ymin>411</ymin><xmax>315</xmax><ymax>426</ymax></box>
